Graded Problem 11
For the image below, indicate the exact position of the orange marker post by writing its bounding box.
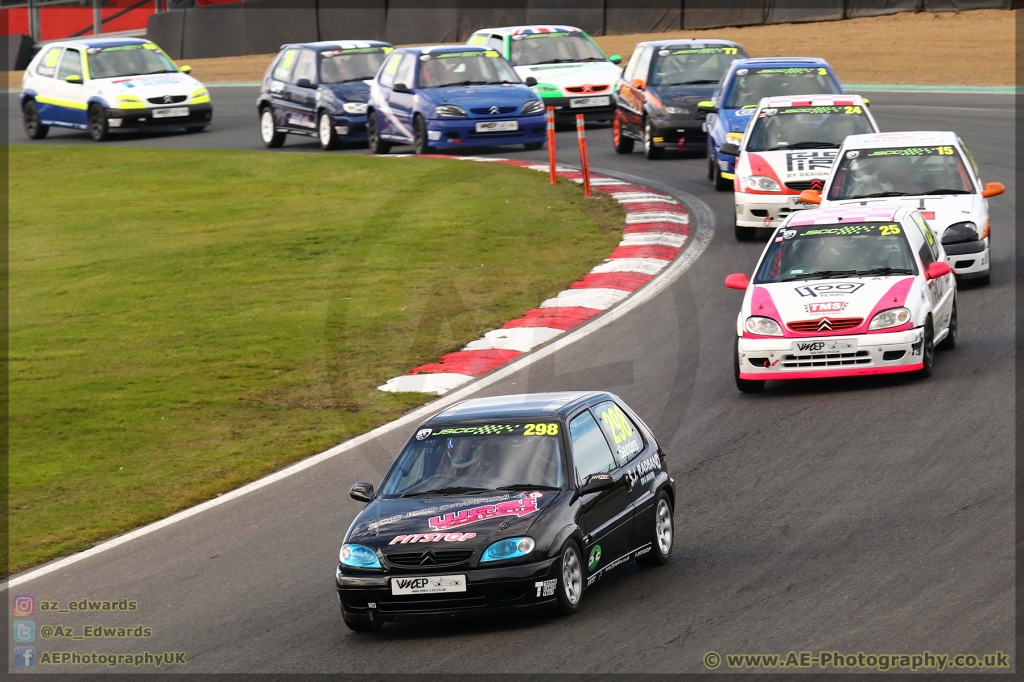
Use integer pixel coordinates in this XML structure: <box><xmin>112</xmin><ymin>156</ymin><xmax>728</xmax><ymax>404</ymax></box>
<box><xmin>576</xmin><ymin>113</ymin><xmax>591</xmax><ymax>198</ymax></box>
<box><xmin>547</xmin><ymin>106</ymin><xmax>557</xmax><ymax>184</ymax></box>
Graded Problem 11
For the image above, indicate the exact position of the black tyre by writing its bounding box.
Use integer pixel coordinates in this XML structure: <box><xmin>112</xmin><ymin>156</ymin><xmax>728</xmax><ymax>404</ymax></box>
<box><xmin>524</xmin><ymin>141</ymin><xmax>544</xmax><ymax>151</ymax></box>
<box><xmin>707</xmin><ymin>147</ymin><xmax>716</xmax><ymax>180</ymax></box>
<box><xmin>23</xmin><ymin>100</ymin><xmax>48</xmax><ymax>139</ymax></box>
<box><xmin>637</xmin><ymin>491</ymin><xmax>673</xmax><ymax>567</ymax></box>
<box><xmin>612</xmin><ymin>115</ymin><xmax>634</xmax><ymax>154</ymax></box>
<box><xmin>318</xmin><ymin>110</ymin><xmax>339</xmax><ymax>150</ymax></box>
<box><xmin>413</xmin><ymin>114</ymin><xmax>432</xmax><ymax>155</ymax></box>
<box><xmin>713</xmin><ymin>150</ymin><xmax>733</xmax><ymax>191</ymax></box>
<box><xmin>259</xmin><ymin>107</ymin><xmax>285</xmax><ymax>148</ymax></box>
<box><xmin>643</xmin><ymin>118</ymin><xmax>664</xmax><ymax>160</ymax></box>
<box><xmin>367</xmin><ymin>111</ymin><xmax>390</xmax><ymax>154</ymax></box>
<box><xmin>554</xmin><ymin>540</ymin><xmax>583</xmax><ymax>616</ymax></box>
<box><xmin>735</xmin><ymin>225</ymin><xmax>756</xmax><ymax>241</ymax></box>
<box><xmin>917</xmin><ymin>318</ymin><xmax>935</xmax><ymax>378</ymax></box>
<box><xmin>88</xmin><ymin>104</ymin><xmax>110</xmax><ymax>142</ymax></box>
<box><xmin>938</xmin><ymin>298</ymin><xmax>957</xmax><ymax>350</ymax></box>
<box><xmin>734</xmin><ymin>337</ymin><xmax>765</xmax><ymax>393</ymax></box>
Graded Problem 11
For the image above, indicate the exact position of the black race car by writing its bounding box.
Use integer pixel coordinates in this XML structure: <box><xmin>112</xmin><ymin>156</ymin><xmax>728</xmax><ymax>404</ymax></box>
<box><xmin>336</xmin><ymin>391</ymin><xmax>675</xmax><ymax>631</ymax></box>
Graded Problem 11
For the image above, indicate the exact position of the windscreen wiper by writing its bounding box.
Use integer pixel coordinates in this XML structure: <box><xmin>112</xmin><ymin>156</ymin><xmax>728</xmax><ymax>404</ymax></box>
<box><xmin>845</xmin><ymin>191</ymin><xmax>910</xmax><ymax>199</ymax></box>
<box><xmin>780</xmin><ymin>270</ymin><xmax>859</xmax><ymax>282</ymax></box>
<box><xmin>782</xmin><ymin>141</ymin><xmax>837</xmax><ymax>149</ymax></box>
<box><xmin>493</xmin><ymin>484</ymin><xmax>561</xmax><ymax>491</ymax></box>
<box><xmin>672</xmin><ymin>79</ymin><xmax>719</xmax><ymax>85</ymax></box>
<box><xmin>439</xmin><ymin>80</ymin><xmax>492</xmax><ymax>87</ymax></box>
<box><xmin>400</xmin><ymin>486</ymin><xmax>491</xmax><ymax>497</ymax></box>
<box><xmin>857</xmin><ymin>267</ymin><xmax>914</xmax><ymax>276</ymax></box>
<box><xmin>921</xmin><ymin>189</ymin><xmax>972</xmax><ymax>195</ymax></box>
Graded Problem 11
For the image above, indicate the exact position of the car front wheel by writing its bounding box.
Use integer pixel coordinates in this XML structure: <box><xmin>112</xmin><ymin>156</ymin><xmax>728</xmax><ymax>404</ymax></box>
<box><xmin>413</xmin><ymin>114</ymin><xmax>432</xmax><ymax>155</ymax></box>
<box><xmin>554</xmin><ymin>540</ymin><xmax>583</xmax><ymax>616</ymax></box>
<box><xmin>88</xmin><ymin>104</ymin><xmax>110</xmax><ymax>142</ymax></box>
<box><xmin>367</xmin><ymin>111</ymin><xmax>390</xmax><ymax>154</ymax></box>
<box><xmin>643</xmin><ymin>118</ymin><xmax>664</xmax><ymax>160</ymax></box>
<box><xmin>938</xmin><ymin>298</ymin><xmax>957</xmax><ymax>350</ymax></box>
<box><xmin>318</xmin><ymin>110</ymin><xmax>339</xmax><ymax>150</ymax></box>
<box><xmin>23</xmin><ymin>100</ymin><xmax>48</xmax><ymax>139</ymax></box>
<box><xmin>917</xmin><ymin>318</ymin><xmax>935</xmax><ymax>377</ymax></box>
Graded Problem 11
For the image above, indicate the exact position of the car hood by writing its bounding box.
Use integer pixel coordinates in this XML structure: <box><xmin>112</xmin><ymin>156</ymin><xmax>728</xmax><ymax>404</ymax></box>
<box><xmin>95</xmin><ymin>72</ymin><xmax>202</xmax><ymax>99</ymax></box>
<box><xmin>323</xmin><ymin>79</ymin><xmax>371</xmax><ymax>102</ymax></box>
<box><xmin>346</xmin><ymin>490</ymin><xmax>562</xmax><ymax>556</ymax></box>
<box><xmin>739</xmin><ymin>148</ymin><xmax>839</xmax><ymax>186</ymax></box>
<box><xmin>720</xmin><ymin>105</ymin><xmax>756</xmax><ymax>133</ymax></box>
<box><xmin>749</xmin><ymin>275</ymin><xmax>919</xmax><ymax>328</ymax></box>
<box><xmin>421</xmin><ymin>82</ymin><xmax>537</xmax><ymax>108</ymax></box>
<box><xmin>514</xmin><ymin>61</ymin><xmax>620</xmax><ymax>90</ymax></box>
<box><xmin>824</xmin><ymin>194</ymin><xmax>981</xmax><ymax>237</ymax></box>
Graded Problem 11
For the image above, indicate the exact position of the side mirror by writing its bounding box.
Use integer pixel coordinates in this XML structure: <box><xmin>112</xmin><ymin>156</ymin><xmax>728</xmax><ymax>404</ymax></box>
<box><xmin>392</xmin><ymin>82</ymin><xmax>411</xmax><ymax>94</ymax></box>
<box><xmin>725</xmin><ymin>273</ymin><xmax>750</xmax><ymax>290</ymax></box>
<box><xmin>350</xmin><ymin>482</ymin><xmax>374</xmax><ymax>503</ymax></box>
<box><xmin>799</xmin><ymin>189</ymin><xmax>822</xmax><ymax>205</ymax></box>
<box><xmin>525</xmin><ymin>76</ymin><xmax>538</xmax><ymax>87</ymax></box>
<box><xmin>178</xmin><ymin>65</ymin><xmax>192</xmax><ymax>74</ymax></box>
<box><xmin>863</xmin><ymin>97</ymin><xmax>870</xmax><ymax>107</ymax></box>
<box><xmin>630</xmin><ymin>78</ymin><xmax>645</xmax><ymax>91</ymax></box>
<box><xmin>65</xmin><ymin>74</ymin><xmax>82</xmax><ymax>84</ymax></box>
<box><xmin>296</xmin><ymin>77</ymin><xmax>316</xmax><ymax>89</ymax></box>
<box><xmin>697</xmin><ymin>99</ymin><xmax>717</xmax><ymax>114</ymax></box>
<box><xmin>718</xmin><ymin>142</ymin><xmax>740</xmax><ymax>157</ymax></box>
<box><xmin>927</xmin><ymin>261</ymin><xmax>951</xmax><ymax>280</ymax></box>
<box><xmin>981</xmin><ymin>181</ymin><xmax>1004</xmax><ymax>198</ymax></box>
<box><xmin>609</xmin><ymin>54</ymin><xmax>622</xmax><ymax>65</ymax></box>
<box><xmin>580</xmin><ymin>473</ymin><xmax>614</xmax><ymax>495</ymax></box>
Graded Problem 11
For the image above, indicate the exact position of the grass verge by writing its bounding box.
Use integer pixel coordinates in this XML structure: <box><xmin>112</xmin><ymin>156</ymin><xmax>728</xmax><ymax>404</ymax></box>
<box><xmin>9</xmin><ymin>146</ymin><xmax>623</xmax><ymax>574</ymax></box>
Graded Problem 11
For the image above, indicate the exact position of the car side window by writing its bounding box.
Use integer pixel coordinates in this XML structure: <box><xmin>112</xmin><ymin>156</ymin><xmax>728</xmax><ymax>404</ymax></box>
<box><xmin>910</xmin><ymin>211</ymin><xmax>939</xmax><ymax>261</ymax></box>
<box><xmin>273</xmin><ymin>49</ymin><xmax>299</xmax><ymax>82</ymax></box>
<box><xmin>394</xmin><ymin>54</ymin><xmax>415</xmax><ymax>89</ymax></box>
<box><xmin>293</xmin><ymin>49</ymin><xmax>317</xmax><ymax>85</ymax></box>
<box><xmin>37</xmin><ymin>47</ymin><xmax>62</xmax><ymax>78</ymax></box>
<box><xmin>633</xmin><ymin>47</ymin><xmax>653</xmax><ymax>84</ymax></box>
<box><xmin>570</xmin><ymin>411</ymin><xmax>617</xmax><ymax>484</ymax></box>
<box><xmin>378</xmin><ymin>52</ymin><xmax>400</xmax><ymax>88</ymax></box>
<box><xmin>593</xmin><ymin>401</ymin><xmax>645</xmax><ymax>467</ymax></box>
<box><xmin>487</xmin><ymin>35</ymin><xmax>505</xmax><ymax>54</ymax></box>
<box><xmin>958</xmin><ymin>138</ymin><xmax>981</xmax><ymax>179</ymax></box>
<box><xmin>57</xmin><ymin>48</ymin><xmax>82</xmax><ymax>81</ymax></box>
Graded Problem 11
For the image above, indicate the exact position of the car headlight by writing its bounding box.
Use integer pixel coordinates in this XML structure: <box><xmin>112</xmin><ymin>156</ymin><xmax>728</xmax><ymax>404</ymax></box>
<box><xmin>342</xmin><ymin>101</ymin><xmax>368</xmax><ymax>115</ymax></box>
<box><xmin>116</xmin><ymin>95</ymin><xmax>146</xmax><ymax>109</ymax></box>
<box><xmin>480</xmin><ymin>537</ymin><xmax>535</xmax><ymax>562</ymax></box>
<box><xmin>521</xmin><ymin>99</ymin><xmax>544</xmax><ymax>115</ymax></box>
<box><xmin>190</xmin><ymin>87</ymin><xmax>210</xmax><ymax>104</ymax></box>
<box><xmin>435</xmin><ymin>104</ymin><xmax>467</xmax><ymax>118</ymax></box>
<box><xmin>725</xmin><ymin>131</ymin><xmax>743</xmax><ymax>146</ymax></box>
<box><xmin>744</xmin><ymin>316</ymin><xmax>783</xmax><ymax>336</ymax></box>
<box><xmin>868</xmin><ymin>307</ymin><xmax>911</xmax><ymax>331</ymax></box>
<box><xmin>663</xmin><ymin>106</ymin><xmax>688</xmax><ymax>115</ymax></box>
<box><xmin>339</xmin><ymin>544</ymin><xmax>381</xmax><ymax>569</ymax></box>
<box><xmin>941</xmin><ymin>221</ymin><xmax>978</xmax><ymax>245</ymax></box>
<box><xmin>745</xmin><ymin>176</ymin><xmax>781</xmax><ymax>192</ymax></box>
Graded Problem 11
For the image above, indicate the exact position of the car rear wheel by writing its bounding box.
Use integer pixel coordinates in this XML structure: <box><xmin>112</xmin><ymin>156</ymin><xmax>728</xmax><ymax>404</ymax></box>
<box><xmin>367</xmin><ymin>111</ymin><xmax>390</xmax><ymax>154</ymax></box>
<box><xmin>259</xmin><ymin>108</ymin><xmax>285</xmax><ymax>148</ymax></box>
<box><xmin>612</xmin><ymin>115</ymin><xmax>634</xmax><ymax>154</ymax></box>
<box><xmin>917</xmin><ymin>318</ymin><xmax>935</xmax><ymax>378</ymax></box>
<box><xmin>938</xmin><ymin>298</ymin><xmax>957</xmax><ymax>350</ymax></box>
<box><xmin>23</xmin><ymin>100</ymin><xmax>48</xmax><ymax>139</ymax></box>
<box><xmin>413</xmin><ymin>114</ymin><xmax>432</xmax><ymax>155</ymax></box>
<box><xmin>318</xmin><ymin>110</ymin><xmax>339</xmax><ymax>150</ymax></box>
<box><xmin>638</xmin><ymin>492</ymin><xmax>673</xmax><ymax>566</ymax></box>
<box><xmin>554</xmin><ymin>540</ymin><xmax>583</xmax><ymax>616</ymax></box>
<box><xmin>735</xmin><ymin>225</ymin><xmax>756</xmax><ymax>241</ymax></box>
<box><xmin>734</xmin><ymin>336</ymin><xmax>765</xmax><ymax>393</ymax></box>
<box><xmin>88</xmin><ymin>104</ymin><xmax>110</xmax><ymax>142</ymax></box>
<box><xmin>643</xmin><ymin>118</ymin><xmax>663</xmax><ymax>160</ymax></box>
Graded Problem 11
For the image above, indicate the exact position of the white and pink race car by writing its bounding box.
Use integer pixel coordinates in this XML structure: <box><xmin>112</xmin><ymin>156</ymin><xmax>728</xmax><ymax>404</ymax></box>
<box><xmin>726</xmin><ymin>204</ymin><xmax>957</xmax><ymax>392</ymax></box>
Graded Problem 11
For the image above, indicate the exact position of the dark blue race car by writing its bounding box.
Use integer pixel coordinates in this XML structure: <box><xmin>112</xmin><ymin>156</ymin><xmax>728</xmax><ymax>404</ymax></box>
<box><xmin>366</xmin><ymin>45</ymin><xmax>547</xmax><ymax>155</ymax></box>
<box><xmin>257</xmin><ymin>40</ymin><xmax>393</xmax><ymax>150</ymax></box>
<box><xmin>698</xmin><ymin>57</ymin><xmax>843</xmax><ymax>190</ymax></box>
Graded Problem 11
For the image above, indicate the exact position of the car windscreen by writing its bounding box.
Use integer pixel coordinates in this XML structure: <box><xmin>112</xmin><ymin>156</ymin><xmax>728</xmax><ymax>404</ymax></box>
<box><xmin>320</xmin><ymin>46</ymin><xmax>389</xmax><ymax>83</ymax></box>
<box><xmin>724</xmin><ymin>67</ymin><xmax>840</xmax><ymax>109</ymax></box>
<box><xmin>753</xmin><ymin>222</ymin><xmax>918</xmax><ymax>284</ymax></box>
<box><xmin>510</xmin><ymin>31</ymin><xmax>605</xmax><ymax>66</ymax></box>
<box><xmin>417</xmin><ymin>50</ymin><xmax>520</xmax><ymax>88</ymax></box>
<box><xmin>649</xmin><ymin>46</ymin><xmax>746</xmax><ymax>86</ymax></box>
<box><xmin>745</xmin><ymin>105</ymin><xmax>875</xmax><ymax>152</ymax></box>
<box><xmin>379</xmin><ymin>423</ymin><xmax>564</xmax><ymax>497</ymax></box>
<box><xmin>827</xmin><ymin>146</ymin><xmax>974</xmax><ymax>200</ymax></box>
<box><xmin>87</xmin><ymin>43</ymin><xmax>178</xmax><ymax>80</ymax></box>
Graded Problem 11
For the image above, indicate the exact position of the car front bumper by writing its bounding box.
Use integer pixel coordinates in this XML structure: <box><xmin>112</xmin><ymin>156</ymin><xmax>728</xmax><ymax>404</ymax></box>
<box><xmin>646</xmin><ymin>115</ymin><xmax>706</xmax><ymax>148</ymax></box>
<box><xmin>328</xmin><ymin>112</ymin><xmax>368</xmax><ymax>139</ymax></box>
<box><xmin>538</xmin><ymin>95</ymin><xmax>615</xmax><ymax>119</ymax></box>
<box><xmin>735</xmin><ymin>192</ymin><xmax>815</xmax><ymax>228</ymax></box>
<box><xmin>737</xmin><ymin>327</ymin><xmax>925</xmax><ymax>380</ymax></box>
<box><xmin>944</xmin><ymin>238</ymin><xmax>990</xmax><ymax>279</ymax></box>
<box><xmin>336</xmin><ymin>556</ymin><xmax>560</xmax><ymax>625</ymax></box>
<box><xmin>425</xmin><ymin>114</ymin><xmax>547</xmax><ymax>148</ymax></box>
<box><xmin>105</xmin><ymin>103</ymin><xmax>212</xmax><ymax>131</ymax></box>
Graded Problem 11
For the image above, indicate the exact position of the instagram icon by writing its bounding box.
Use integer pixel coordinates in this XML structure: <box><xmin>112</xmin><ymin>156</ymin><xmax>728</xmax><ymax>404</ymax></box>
<box><xmin>12</xmin><ymin>595</ymin><xmax>34</xmax><ymax>617</ymax></box>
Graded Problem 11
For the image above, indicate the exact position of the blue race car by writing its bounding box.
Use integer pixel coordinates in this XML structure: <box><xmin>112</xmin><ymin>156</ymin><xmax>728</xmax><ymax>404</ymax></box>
<box><xmin>258</xmin><ymin>40</ymin><xmax>393</xmax><ymax>150</ymax></box>
<box><xmin>366</xmin><ymin>45</ymin><xmax>547</xmax><ymax>154</ymax></box>
<box><xmin>698</xmin><ymin>57</ymin><xmax>842</xmax><ymax>190</ymax></box>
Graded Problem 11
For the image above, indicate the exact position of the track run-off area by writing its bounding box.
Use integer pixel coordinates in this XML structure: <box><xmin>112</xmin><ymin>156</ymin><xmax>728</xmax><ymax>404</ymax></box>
<box><xmin>5</xmin><ymin>88</ymin><xmax>1014</xmax><ymax>674</ymax></box>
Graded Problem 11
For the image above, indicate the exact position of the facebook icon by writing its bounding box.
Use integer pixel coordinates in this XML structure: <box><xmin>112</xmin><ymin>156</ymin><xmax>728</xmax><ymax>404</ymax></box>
<box><xmin>14</xmin><ymin>646</ymin><xmax>35</xmax><ymax>668</ymax></box>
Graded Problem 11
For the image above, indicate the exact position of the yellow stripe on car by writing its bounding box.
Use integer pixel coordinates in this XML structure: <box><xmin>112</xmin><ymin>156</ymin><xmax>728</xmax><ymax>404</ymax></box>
<box><xmin>191</xmin><ymin>88</ymin><xmax>210</xmax><ymax>104</ymax></box>
<box><xmin>36</xmin><ymin>95</ymin><xmax>87</xmax><ymax>110</ymax></box>
<box><xmin>117</xmin><ymin>95</ymin><xmax>146</xmax><ymax>109</ymax></box>
<box><xmin>721</xmin><ymin>172</ymin><xmax>735</xmax><ymax>179</ymax></box>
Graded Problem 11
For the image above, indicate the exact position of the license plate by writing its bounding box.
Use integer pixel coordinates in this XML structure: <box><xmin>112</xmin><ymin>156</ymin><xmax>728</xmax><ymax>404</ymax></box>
<box><xmin>475</xmin><ymin>120</ymin><xmax>518</xmax><ymax>133</ymax></box>
<box><xmin>569</xmin><ymin>96</ymin><xmax>610</xmax><ymax>108</ymax></box>
<box><xmin>791</xmin><ymin>339</ymin><xmax>856</xmax><ymax>352</ymax></box>
<box><xmin>391</xmin><ymin>575</ymin><xmax>466</xmax><ymax>595</ymax></box>
<box><xmin>152</xmin><ymin>107</ymin><xmax>188</xmax><ymax>118</ymax></box>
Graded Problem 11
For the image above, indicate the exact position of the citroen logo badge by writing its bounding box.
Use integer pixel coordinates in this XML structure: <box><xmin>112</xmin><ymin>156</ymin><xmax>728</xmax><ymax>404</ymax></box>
<box><xmin>162</xmin><ymin>95</ymin><xmax>174</xmax><ymax>103</ymax></box>
<box><xmin>817</xmin><ymin>318</ymin><xmax>833</xmax><ymax>331</ymax></box>
<box><xmin>489</xmin><ymin>106</ymin><xmax>500</xmax><ymax>115</ymax></box>
<box><xmin>810</xmin><ymin>178</ymin><xmax>823</xmax><ymax>191</ymax></box>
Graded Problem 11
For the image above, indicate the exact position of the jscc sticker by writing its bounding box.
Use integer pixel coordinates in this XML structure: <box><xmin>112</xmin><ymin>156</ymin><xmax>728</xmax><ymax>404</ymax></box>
<box><xmin>428</xmin><ymin>497</ymin><xmax>539</xmax><ymax>531</ymax></box>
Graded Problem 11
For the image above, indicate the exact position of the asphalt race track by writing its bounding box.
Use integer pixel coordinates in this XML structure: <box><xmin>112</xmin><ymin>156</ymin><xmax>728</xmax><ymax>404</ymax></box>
<box><xmin>7</xmin><ymin>89</ymin><xmax>1015</xmax><ymax>675</ymax></box>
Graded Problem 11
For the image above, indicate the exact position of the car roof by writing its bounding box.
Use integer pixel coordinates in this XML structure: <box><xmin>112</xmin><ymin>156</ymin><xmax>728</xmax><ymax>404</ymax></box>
<box><xmin>759</xmin><ymin>93</ymin><xmax>864</xmax><ymax>107</ymax></box>
<box><xmin>46</xmin><ymin>37</ymin><xmax>148</xmax><ymax>49</ymax></box>
<box><xmin>478</xmin><ymin>25</ymin><xmax>583</xmax><ymax>35</ymax></box>
<box><xmin>840</xmin><ymin>130</ymin><xmax>959</xmax><ymax>149</ymax></box>
<box><xmin>281</xmin><ymin>40</ymin><xmax>391</xmax><ymax>51</ymax></box>
<box><xmin>637</xmin><ymin>38</ymin><xmax>742</xmax><ymax>49</ymax></box>
<box><xmin>732</xmin><ymin>56</ymin><xmax>831</xmax><ymax>68</ymax></box>
<box><xmin>396</xmin><ymin>44</ymin><xmax>491</xmax><ymax>54</ymax></box>
<box><xmin>429</xmin><ymin>392</ymin><xmax>606</xmax><ymax>424</ymax></box>
<box><xmin>787</xmin><ymin>205</ymin><xmax>907</xmax><ymax>227</ymax></box>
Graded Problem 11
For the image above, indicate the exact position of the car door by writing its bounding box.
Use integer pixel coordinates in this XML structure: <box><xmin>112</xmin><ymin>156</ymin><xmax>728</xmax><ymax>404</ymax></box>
<box><xmin>374</xmin><ymin>51</ymin><xmax>401</xmax><ymax>138</ymax></box>
<box><xmin>268</xmin><ymin>48</ymin><xmax>299</xmax><ymax>129</ymax></box>
<box><xmin>387</xmin><ymin>53</ymin><xmax>416</xmax><ymax>143</ymax></box>
<box><xmin>32</xmin><ymin>46</ymin><xmax>64</xmax><ymax>124</ymax></box>
<box><xmin>910</xmin><ymin>211</ymin><xmax>954</xmax><ymax>322</ymax></box>
<box><xmin>568</xmin><ymin>409</ymin><xmax>633</xmax><ymax>582</ymax></box>
<box><xmin>617</xmin><ymin>45</ymin><xmax>645</xmax><ymax>137</ymax></box>
<box><xmin>283</xmin><ymin>49</ymin><xmax>318</xmax><ymax>133</ymax></box>
<box><xmin>53</xmin><ymin>48</ymin><xmax>86</xmax><ymax>128</ymax></box>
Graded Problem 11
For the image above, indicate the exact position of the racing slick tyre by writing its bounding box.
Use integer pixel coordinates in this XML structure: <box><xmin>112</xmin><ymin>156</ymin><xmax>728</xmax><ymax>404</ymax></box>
<box><xmin>318</xmin><ymin>110</ymin><xmax>340</xmax><ymax>150</ymax></box>
<box><xmin>259</xmin><ymin>107</ymin><xmax>286</xmax><ymax>148</ymax></box>
<box><xmin>367</xmin><ymin>111</ymin><xmax>390</xmax><ymax>155</ymax></box>
<box><xmin>88</xmin><ymin>104</ymin><xmax>110</xmax><ymax>142</ymax></box>
<box><xmin>735</xmin><ymin>225</ymin><xmax>756</xmax><ymax>241</ymax></box>
<box><xmin>341</xmin><ymin>606</ymin><xmax>383</xmax><ymax>633</ymax></box>
<box><xmin>734</xmin><ymin>337</ymin><xmax>765</xmax><ymax>393</ymax></box>
<box><xmin>23</xmin><ymin>100</ymin><xmax>48</xmax><ymax>139</ymax></box>
<box><xmin>643</xmin><ymin>118</ymin><xmax>664</xmax><ymax>160</ymax></box>
<box><xmin>637</xmin><ymin>491</ymin><xmax>673</xmax><ymax>567</ymax></box>
<box><xmin>554</xmin><ymin>540</ymin><xmax>584</xmax><ymax>616</ymax></box>
<box><xmin>707</xmin><ymin>149</ymin><xmax>715</xmax><ymax>180</ymax></box>
<box><xmin>612</xmin><ymin>116</ymin><xmax>634</xmax><ymax>154</ymax></box>
<box><xmin>917</xmin><ymin>318</ymin><xmax>935</xmax><ymax>378</ymax></box>
<box><xmin>712</xmin><ymin>151</ymin><xmax>732</xmax><ymax>191</ymax></box>
<box><xmin>938</xmin><ymin>299</ymin><xmax>957</xmax><ymax>350</ymax></box>
<box><xmin>524</xmin><ymin>141</ymin><xmax>544</xmax><ymax>151</ymax></box>
<box><xmin>413</xmin><ymin>114</ymin><xmax>432</xmax><ymax>155</ymax></box>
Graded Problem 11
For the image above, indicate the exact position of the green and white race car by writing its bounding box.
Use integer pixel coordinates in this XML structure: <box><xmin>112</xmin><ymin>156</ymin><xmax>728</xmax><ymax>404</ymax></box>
<box><xmin>467</xmin><ymin>25</ymin><xmax>622</xmax><ymax>121</ymax></box>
